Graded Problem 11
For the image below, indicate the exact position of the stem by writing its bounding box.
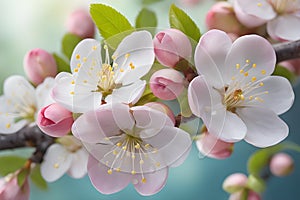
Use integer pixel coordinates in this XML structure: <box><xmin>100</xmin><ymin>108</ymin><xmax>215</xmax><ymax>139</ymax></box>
<box><xmin>274</xmin><ymin>39</ymin><xmax>300</xmax><ymax>63</ymax></box>
<box><xmin>0</xmin><ymin>126</ymin><xmax>54</xmax><ymax>163</ymax></box>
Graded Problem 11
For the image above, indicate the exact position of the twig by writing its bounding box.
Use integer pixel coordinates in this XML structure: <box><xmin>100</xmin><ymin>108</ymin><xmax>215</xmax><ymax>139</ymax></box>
<box><xmin>274</xmin><ymin>40</ymin><xmax>300</xmax><ymax>63</ymax></box>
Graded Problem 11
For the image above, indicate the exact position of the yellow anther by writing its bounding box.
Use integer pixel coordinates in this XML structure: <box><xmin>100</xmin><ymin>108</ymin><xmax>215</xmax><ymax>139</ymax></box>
<box><xmin>255</xmin><ymin>97</ymin><xmax>264</xmax><ymax>103</ymax></box>
<box><xmin>122</xmin><ymin>146</ymin><xmax>127</xmax><ymax>150</ymax></box>
<box><xmin>259</xmin><ymin>82</ymin><xmax>264</xmax><ymax>86</ymax></box>
<box><xmin>244</xmin><ymin>72</ymin><xmax>249</xmax><ymax>77</ymax></box>
<box><xmin>156</xmin><ymin>162</ymin><xmax>161</xmax><ymax>167</ymax></box>
<box><xmin>257</xmin><ymin>2</ymin><xmax>262</xmax><ymax>7</ymax></box>
<box><xmin>249</xmin><ymin>96</ymin><xmax>254</xmax><ymax>100</ymax></box>
<box><xmin>239</xmin><ymin>69</ymin><xmax>244</xmax><ymax>74</ymax></box>
<box><xmin>145</xmin><ymin>144</ymin><xmax>150</xmax><ymax>149</ymax></box>
<box><xmin>125</xmin><ymin>53</ymin><xmax>130</xmax><ymax>58</ymax></box>
<box><xmin>116</xmin><ymin>142</ymin><xmax>122</xmax><ymax>147</ymax></box>
<box><xmin>70</xmin><ymin>91</ymin><xmax>75</xmax><ymax>95</ymax></box>
<box><xmin>115</xmin><ymin>168</ymin><xmax>121</xmax><ymax>172</ymax></box>
<box><xmin>75</xmin><ymin>54</ymin><xmax>80</xmax><ymax>60</ymax></box>
<box><xmin>71</xmin><ymin>80</ymin><xmax>75</xmax><ymax>84</ymax></box>
<box><xmin>112</xmin><ymin>55</ymin><xmax>116</xmax><ymax>60</ymax></box>
<box><xmin>235</xmin><ymin>64</ymin><xmax>240</xmax><ymax>69</ymax></box>
<box><xmin>77</xmin><ymin>63</ymin><xmax>81</xmax><ymax>68</ymax></box>
<box><xmin>240</xmin><ymin>94</ymin><xmax>245</xmax><ymax>101</ymax></box>
<box><xmin>131</xmin><ymin>170</ymin><xmax>136</xmax><ymax>175</ymax></box>
<box><xmin>83</xmin><ymin>57</ymin><xmax>87</xmax><ymax>62</ymax></box>
<box><xmin>113</xmin><ymin>63</ymin><xmax>118</xmax><ymax>67</ymax></box>
<box><xmin>104</xmin><ymin>45</ymin><xmax>108</xmax><ymax>50</ymax></box>
<box><xmin>54</xmin><ymin>163</ymin><xmax>59</xmax><ymax>169</ymax></box>
<box><xmin>246</xmin><ymin>59</ymin><xmax>250</xmax><ymax>64</ymax></box>
<box><xmin>261</xmin><ymin>70</ymin><xmax>266</xmax><ymax>75</ymax></box>
<box><xmin>119</xmin><ymin>68</ymin><xmax>124</xmax><ymax>72</ymax></box>
<box><xmin>139</xmin><ymin>160</ymin><xmax>144</xmax><ymax>165</ymax></box>
<box><xmin>135</xmin><ymin>143</ymin><xmax>140</xmax><ymax>149</ymax></box>
<box><xmin>264</xmin><ymin>91</ymin><xmax>269</xmax><ymax>94</ymax></box>
<box><xmin>131</xmin><ymin>154</ymin><xmax>136</xmax><ymax>159</ymax></box>
<box><xmin>102</xmin><ymin>75</ymin><xmax>107</xmax><ymax>80</ymax></box>
<box><xmin>90</xmin><ymin>67</ymin><xmax>94</xmax><ymax>71</ymax></box>
<box><xmin>130</xmin><ymin>62</ymin><xmax>135</xmax><ymax>69</ymax></box>
<box><xmin>113</xmin><ymin>150</ymin><xmax>118</xmax><ymax>155</ymax></box>
<box><xmin>252</xmin><ymin>63</ymin><xmax>257</xmax><ymax>68</ymax></box>
<box><xmin>107</xmin><ymin>169</ymin><xmax>113</xmax><ymax>175</ymax></box>
<box><xmin>251</xmin><ymin>76</ymin><xmax>257</xmax><ymax>82</ymax></box>
<box><xmin>92</xmin><ymin>46</ymin><xmax>97</xmax><ymax>50</ymax></box>
<box><xmin>74</xmin><ymin>68</ymin><xmax>79</xmax><ymax>72</ymax></box>
<box><xmin>231</xmin><ymin>76</ymin><xmax>236</xmax><ymax>80</ymax></box>
<box><xmin>6</xmin><ymin>123</ymin><xmax>11</xmax><ymax>129</ymax></box>
<box><xmin>83</xmin><ymin>80</ymin><xmax>88</xmax><ymax>84</ymax></box>
<box><xmin>141</xmin><ymin>178</ymin><xmax>147</xmax><ymax>183</ymax></box>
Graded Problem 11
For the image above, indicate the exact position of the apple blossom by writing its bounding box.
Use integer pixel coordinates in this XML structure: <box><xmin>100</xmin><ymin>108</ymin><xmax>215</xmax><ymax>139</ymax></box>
<box><xmin>66</xmin><ymin>9</ymin><xmax>95</xmax><ymax>39</ymax></box>
<box><xmin>0</xmin><ymin>76</ymin><xmax>54</xmax><ymax>134</ymax></box>
<box><xmin>41</xmin><ymin>135</ymin><xmax>88</xmax><ymax>182</ymax></box>
<box><xmin>233</xmin><ymin>0</ymin><xmax>300</xmax><ymax>41</ymax></box>
<box><xmin>150</xmin><ymin>68</ymin><xmax>185</xmax><ymax>100</ymax></box>
<box><xmin>229</xmin><ymin>190</ymin><xmax>261</xmax><ymax>200</ymax></box>
<box><xmin>188</xmin><ymin>29</ymin><xmax>294</xmax><ymax>147</ymax></box>
<box><xmin>153</xmin><ymin>28</ymin><xmax>192</xmax><ymax>67</ymax></box>
<box><xmin>37</xmin><ymin>103</ymin><xmax>74</xmax><ymax>137</ymax></box>
<box><xmin>270</xmin><ymin>152</ymin><xmax>294</xmax><ymax>177</ymax></box>
<box><xmin>72</xmin><ymin>103</ymin><xmax>192</xmax><ymax>195</ymax></box>
<box><xmin>52</xmin><ymin>31</ymin><xmax>154</xmax><ymax>113</ymax></box>
<box><xmin>223</xmin><ymin>173</ymin><xmax>248</xmax><ymax>193</ymax></box>
<box><xmin>23</xmin><ymin>48</ymin><xmax>57</xmax><ymax>85</ymax></box>
<box><xmin>144</xmin><ymin>102</ymin><xmax>175</xmax><ymax>125</ymax></box>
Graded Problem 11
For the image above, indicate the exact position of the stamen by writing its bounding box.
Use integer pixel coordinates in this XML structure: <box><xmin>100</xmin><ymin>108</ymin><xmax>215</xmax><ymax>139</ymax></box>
<box><xmin>6</xmin><ymin>123</ymin><xmax>11</xmax><ymax>128</ymax></box>
<box><xmin>107</xmin><ymin>169</ymin><xmax>113</xmax><ymax>174</ymax></box>
<box><xmin>261</xmin><ymin>70</ymin><xmax>266</xmax><ymax>75</ymax></box>
<box><xmin>54</xmin><ymin>163</ymin><xmax>59</xmax><ymax>169</ymax></box>
<box><xmin>236</xmin><ymin>64</ymin><xmax>240</xmax><ymax>69</ymax></box>
<box><xmin>75</xmin><ymin>54</ymin><xmax>80</xmax><ymax>60</ymax></box>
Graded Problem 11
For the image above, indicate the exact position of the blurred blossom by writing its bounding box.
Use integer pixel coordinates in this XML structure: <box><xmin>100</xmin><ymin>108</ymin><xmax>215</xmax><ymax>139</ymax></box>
<box><xmin>37</xmin><ymin>103</ymin><xmax>74</xmax><ymax>137</ymax></box>
<box><xmin>23</xmin><ymin>48</ymin><xmax>57</xmax><ymax>85</ymax></box>
<box><xmin>196</xmin><ymin>132</ymin><xmax>233</xmax><ymax>159</ymax></box>
<box><xmin>150</xmin><ymin>68</ymin><xmax>185</xmax><ymax>100</ymax></box>
<box><xmin>179</xmin><ymin>0</ymin><xmax>202</xmax><ymax>6</ymax></box>
<box><xmin>153</xmin><ymin>28</ymin><xmax>192</xmax><ymax>68</ymax></box>
<box><xmin>0</xmin><ymin>76</ymin><xmax>54</xmax><ymax>134</ymax></box>
<box><xmin>223</xmin><ymin>173</ymin><xmax>248</xmax><ymax>193</ymax></box>
<box><xmin>144</xmin><ymin>102</ymin><xmax>176</xmax><ymax>125</ymax></box>
<box><xmin>229</xmin><ymin>190</ymin><xmax>261</xmax><ymax>200</ymax></box>
<box><xmin>279</xmin><ymin>58</ymin><xmax>300</xmax><ymax>75</ymax></box>
<box><xmin>0</xmin><ymin>172</ymin><xmax>30</xmax><ymax>200</ymax></box>
<box><xmin>41</xmin><ymin>136</ymin><xmax>88</xmax><ymax>182</ymax></box>
<box><xmin>188</xmin><ymin>29</ymin><xmax>294</xmax><ymax>147</ymax></box>
<box><xmin>270</xmin><ymin>152</ymin><xmax>294</xmax><ymax>177</ymax></box>
<box><xmin>66</xmin><ymin>9</ymin><xmax>95</xmax><ymax>39</ymax></box>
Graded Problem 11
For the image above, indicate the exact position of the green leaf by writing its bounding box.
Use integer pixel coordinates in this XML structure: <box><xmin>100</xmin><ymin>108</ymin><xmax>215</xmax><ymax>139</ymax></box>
<box><xmin>142</xmin><ymin>0</ymin><xmax>162</xmax><ymax>5</ymax></box>
<box><xmin>247</xmin><ymin>142</ymin><xmax>300</xmax><ymax>176</ymax></box>
<box><xmin>62</xmin><ymin>33</ymin><xmax>82</xmax><ymax>60</ymax></box>
<box><xmin>0</xmin><ymin>156</ymin><xmax>27</xmax><ymax>176</ymax></box>
<box><xmin>17</xmin><ymin>168</ymin><xmax>30</xmax><ymax>187</ymax></box>
<box><xmin>53</xmin><ymin>53</ymin><xmax>70</xmax><ymax>73</ymax></box>
<box><xmin>135</xmin><ymin>8</ymin><xmax>157</xmax><ymax>36</ymax></box>
<box><xmin>273</xmin><ymin>65</ymin><xmax>297</xmax><ymax>83</ymax></box>
<box><xmin>177</xmin><ymin>87</ymin><xmax>192</xmax><ymax>117</ymax></box>
<box><xmin>30</xmin><ymin>165</ymin><xmax>48</xmax><ymax>190</ymax></box>
<box><xmin>247</xmin><ymin>174</ymin><xmax>266</xmax><ymax>193</ymax></box>
<box><xmin>90</xmin><ymin>4</ymin><xmax>134</xmax><ymax>49</ymax></box>
<box><xmin>169</xmin><ymin>4</ymin><xmax>201</xmax><ymax>42</ymax></box>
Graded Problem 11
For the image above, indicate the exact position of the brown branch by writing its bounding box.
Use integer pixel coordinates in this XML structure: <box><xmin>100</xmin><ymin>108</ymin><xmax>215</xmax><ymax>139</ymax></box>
<box><xmin>274</xmin><ymin>39</ymin><xmax>300</xmax><ymax>63</ymax></box>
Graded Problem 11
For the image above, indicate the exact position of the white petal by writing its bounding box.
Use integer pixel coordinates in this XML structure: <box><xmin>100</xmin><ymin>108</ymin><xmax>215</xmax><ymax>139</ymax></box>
<box><xmin>225</xmin><ymin>34</ymin><xmax>276</xmax><ymax>83</ymax></box>
<box><xmin>107</xmin><ymin>80</ymin><xmax>146</xmax><ymax>104</ymax></box>
<box><xmin>267</xmin><ymin>14</ymin><xmax>300</xmax><ymax>41</ymax></box>
<box><xmin>68</xmin><ymin>148</ymin><xmax>88</xmax><ymax>179</ymax></box>
<box><xmin>0</xmin><ymin>115</ymin><xmax>27</xmax><ymax>134</ymax></box>
<box><xmin>244</xmin><ymin>76</ymin><xmax>294</xmax><ymax>115</ymax></box>
<box><xmin>41</xmin><ymin>144</ymin><xmax>72</xmax><ymax>182</ymax></box>
<box><xmin>236</xmin><ymin>107</ymin><xmax>288</xmax><ymax>147</ymax></box>
<box><xmin>35</xmin><ymin>77</ymin><xmax>55</xmax><ymax>109</ymax></box>
<box><xmin>70</xmin><ymin>39</ymin><xmax>101</xmax><ymax>74</ymax></box>
<box><xmin>134</xmin><ymin>168</ymin><xmax>168</xmax><ymax>196</ymax></box>
<box><xmin>113</xmin><ymin>31</ymin><xmax>155</xmax><ymax>85</ymax></box>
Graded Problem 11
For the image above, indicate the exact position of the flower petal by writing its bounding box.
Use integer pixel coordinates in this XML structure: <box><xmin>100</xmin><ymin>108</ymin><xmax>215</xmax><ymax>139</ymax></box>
<box><xmin>70</xmin><ymin>39</ymin><xmax>101</xmax><ymax>74</ymax></box>
<box><xmin>41</xmin><ymin>144</ymin><xmax>72</xmax><ymax>182</ymax></box>
<box><xmin>225</xmin><ymin>34</ymin><xmax>276</xmax><ymax>83</ymax></box>
<box><xmin>113</xmin><ymin>31</ymin><xmax>155</xmax><ymax>85</ymax></box>
<box><xmin>244</xmin><ymin>76</ymin><xmax>294</xmax><ymax>115</ymax></box>
<box><xmin>0</xmin><ymin>114</ymin><xmax>27</xmax><ymax>134</ymax></box>
<box><xmin>236</xmin><ymin>107</ymin><xmax>288</xmax><ymax>147</ymax></box>
<box><xmin>87</xmin><ymin>155</ymin><xmax>131</xmax><ymax>194</ymax></box>
<box><xmin>68</xmin><ymin>148</ymin><xmax>88</xmax><ymax>179</ymax></box>
<box><xmin>267</xmin><ymin>14</ymin><xmax>300</xmax><ymax>41</ymax></box>
<box><xmin>134</xmin><ymin>168</ymin><xmax>168</xmax><ymax>196</ymax></box>
<box><xmin>35</xmin><ymin>77</ymin><xmax>55</xmax><ymax>109</ymax></box>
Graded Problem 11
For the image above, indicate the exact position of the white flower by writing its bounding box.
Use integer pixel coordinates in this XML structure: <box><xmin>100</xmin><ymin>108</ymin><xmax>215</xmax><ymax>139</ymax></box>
<box><xmin>234</xmin><ymin>0</ymin><xmax>300</xmax><ymax>41</ymax></box>
<box><xmin>188</xmin><ymin>30</ymin><xmax>294</xmax><ymax>147</ymax></box>
<box><xmin>0</xmin><ymin>76</ymin><xmax>54</xmax><ymax>134</ymax></box>
<box><xmin>41</xmin><ymin>136</ymin><xmax>88</xmax><ymax>182</ymax></box>
<box><xmin>72</xmin><ymin>103</ymin><xmax>191</xmax><ymax>195</ymax></box>
<box><xmin>52</xmin><ymin>31</ymin><xmax>155</xmax><ymax>113</ymax></box>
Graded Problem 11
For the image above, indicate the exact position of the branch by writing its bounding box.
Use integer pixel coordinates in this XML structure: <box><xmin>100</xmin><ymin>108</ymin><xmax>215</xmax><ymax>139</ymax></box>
<box><xmin>0</xmin><ymin>126</ymin><xmax>54</xmax><ymax>163</ymax></box>
<box><xmin>274</xmin><ymin>39</ymin><xmax>300</xmax><ymax>63</ymax></box>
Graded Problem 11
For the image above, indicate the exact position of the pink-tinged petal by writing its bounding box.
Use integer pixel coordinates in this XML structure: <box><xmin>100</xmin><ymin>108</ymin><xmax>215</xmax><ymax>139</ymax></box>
<box><xmin>70</xmin><ymin>39</ymin><xmax>101</xmax><ymax>74</ymax></box>
<box><xmin>113</xmin><ymin>31</ymin><xmax>155</xmax><ymax>85</ymax></box>
<box><xmin>35</xmin><ymin>77</ymin><xmax>55</xmax><ymax>109</ymax></box>
<box><xmin>234</xmin><ymin>0</ymin><xmax>275</xmax><ymax>27</ymax></box>
<box><xmin>267</xmin><ymin>15</ymin><xmax>300</xmax><ymax>41</ymax></box>
<box><xmin>245</xmin><ymin>76</ymin><xmax>294</xmax><ymax>115</ymax></box>
<box><xmin>41</xmin><ymin>144</ymin><xmax>72</xmax><ymax>182</ymax></box>
<box><xmin>223</xmin><ymin>173</ymin><xmax>248</xmax><ymax>192</ymax></box>
<box><xmin>68</xmin><ymin>148</ymin><xmax>88</xmax><ymax>178</ymax></box>
<box><xmin>225</xmin><ymin>34</ymin><xmax>276</xmax><ymax>83</ymax></box>
<box><xmin>134</xmin><ymin>168</ymin><xmax>168</xmax><ymax>196</ymax></box>
<box><xmin>111</xmin><ymin>103</ymin><xmax>135</xmax><ymax>131</ymax></box>
<box><xmin>87</xmin><ymin>155</ymin><xmax>131</xmax><ymax>194</ymax></box>
<box><xmin>236</xmin><ymin>107</ymin><xmax>288</xmax><ymax>147</ymax></box>
<box><xmin>107</xmin><ymin>80</ymin><xmax>146</xmax><ymax>104</ymax></box>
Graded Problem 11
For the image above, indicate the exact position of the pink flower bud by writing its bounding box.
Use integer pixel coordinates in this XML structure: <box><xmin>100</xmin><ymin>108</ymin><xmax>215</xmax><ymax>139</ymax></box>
<box><xmin>270</xmin><ymin>153</ymin><xmax>294</xmax><ymax>177</ymax></box>
<box><xmin>0</xmin><ymin>173</ymin><xmax>30</xmax><ymax>200</ymax></box>
<box><xmin>66</xmin><ymin>9</ymin><xmax>95</xmax><ymax>39</ymax></box>
<box><xmin>229</xmin><ymin>190</ymin><xmax>261</xmax><ymax>200</ymax></box>
<box><xmin>144</xmin><ymin>102</ymin><xmax>176</xmax><ymax>125</ymax></box>
<box><xmin>153</xmin><ymin>28</ymin><xmax>192</xmax><ymax>67</ymax></box>
<box><xmin>150</xmin><ymin>68</ymin><xmax>185</xmax><ymax>100</ymax></box>
<box><xmin>223</xmin><ymin>173</ymin><xmax>248</xmax><ymax>193</ymax></box>
<box><xmin>205</xmin><ymin>2</ymin><xmax>252</xmax><ymax>35</ymax></box>
<box><xmin>23</xmin><ymin>48</ymin><xmax>57</xmax><ymax>85</ymax></box>
<box><xmin>196</xmin><ymin>132</ymin><xmax>234</xmax><ymax>159</ymax></box>
<box><xmin>37</xmin><ymin>103</ymin><xmax>74</xmax><ymax>137</ymax></box>
<box><xmin>180</xmin><ymin>0</ymin><xmax>201</xmax><ymax>6</ymax></box>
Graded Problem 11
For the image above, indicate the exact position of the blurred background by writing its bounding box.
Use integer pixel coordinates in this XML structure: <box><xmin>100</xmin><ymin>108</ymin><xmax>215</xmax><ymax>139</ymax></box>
<box><xmin>0</xmin><ymin>0</ymin><xmax>299</xmax><ymax>199</ymax></box>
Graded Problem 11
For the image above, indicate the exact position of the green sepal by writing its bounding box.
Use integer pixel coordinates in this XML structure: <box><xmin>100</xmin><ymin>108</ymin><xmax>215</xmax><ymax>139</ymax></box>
<box><xmin>247</xmin><ymin>174</ymin><xmax>266</xmax><ymax>193</ymax></box>
<box><xmin>53</xmin><ymin>53</ymin><xmax>70</xmax><ymax>73</ymax></box>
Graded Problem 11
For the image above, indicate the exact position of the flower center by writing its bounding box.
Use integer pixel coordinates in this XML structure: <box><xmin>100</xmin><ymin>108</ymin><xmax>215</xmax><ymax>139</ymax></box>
<box><xmin>96</xmin><ymin>63</ymin><xmax>116</xmax><ymax>97</ymax></box>
<box><xmin>101</xmin><ymin>131</ymin><xmax>161</xmax><ymax>184</ymax></box>
<box><xmin>266</xmin><ymin>0</ymin><xmax>298</xmax><ymax>14</ymax></box>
